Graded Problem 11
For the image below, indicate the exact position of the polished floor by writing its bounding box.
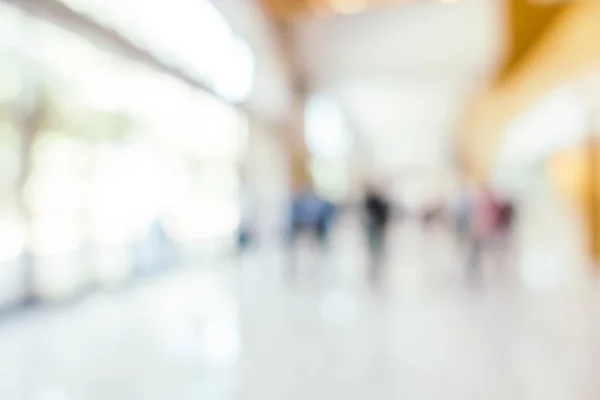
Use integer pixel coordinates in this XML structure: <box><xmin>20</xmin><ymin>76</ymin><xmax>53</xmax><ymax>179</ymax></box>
<box><xmin>0</xmin><ymin>215</ymin><xmax>599</xmax><ymax>400</ymax></box>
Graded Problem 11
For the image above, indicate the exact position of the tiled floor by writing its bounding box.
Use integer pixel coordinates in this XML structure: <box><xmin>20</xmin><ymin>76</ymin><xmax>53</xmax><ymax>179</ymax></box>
<box><xmin>0</xmin><ymin>215</ymin><xmax>598</xmax><ymax>400</ymax></box>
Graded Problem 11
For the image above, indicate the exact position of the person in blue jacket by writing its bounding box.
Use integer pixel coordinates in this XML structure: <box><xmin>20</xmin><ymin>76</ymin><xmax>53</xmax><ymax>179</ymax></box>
<box><xmin>288</xmin><ymin>186</ymin><xmax>336</xmax><ymax>250</ymax></box>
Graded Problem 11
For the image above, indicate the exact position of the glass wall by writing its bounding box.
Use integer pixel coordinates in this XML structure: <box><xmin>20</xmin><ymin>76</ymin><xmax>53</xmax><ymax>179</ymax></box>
<box><xmin>0</xmin><ymin>4</ymin><xmax>27</xmax><ymax>307</ymax></box>
<box><xmin>0</xmin><ymin>5</ymin><xmax>248</xmax><ymax>303</ymax></box>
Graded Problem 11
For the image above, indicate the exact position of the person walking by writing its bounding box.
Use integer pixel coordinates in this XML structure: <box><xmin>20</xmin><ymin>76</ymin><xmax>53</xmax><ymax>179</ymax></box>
<box><xmin>364</xmin><ymin>184</ymin><xmax>392</xmax><ymax>282</ymax></box>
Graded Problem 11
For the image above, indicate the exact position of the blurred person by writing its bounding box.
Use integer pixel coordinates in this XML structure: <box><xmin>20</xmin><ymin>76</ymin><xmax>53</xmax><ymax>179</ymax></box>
<box><xmin>135</xmin><ymin>216</ymin><xmax>171</xmax><ymax>274</ymax></box>
<box><xmin>287</xmin><ymin>185</ymin><xmax>337</xmax><ymax>274</ymax></box>
<box><xmin>315</xmin><ymin>199</ymin><xmax>336</xmax><ymax>246</ymax></box>
<box><xmin>497</xmin><ymin>200</ymin><xmax>516</xmax><ymax>236</ymax></box>
<box><xmin>237</xmin><ymin>225</ymin><xmax>252</xmax><ymax>250</ymax></box>
<box><xmin>363</xmin><ymin>183</ymin><xmax>392</xmax><ymax>280</ymax></box>
<box><xmin>453</xmin><ymin>186</ymin><xmax>474</xmax><ymax>245</ymax></box>
<box><xmin>493</xmin><ymin>198</ymin><xmax>518</xmax><ymax>268</ymax></box>
<box><xmin>237</xmin><ymin>189</ymin><xmax>254</xmax><ymax>252</ymax></box>
<box><xmin>422</xmin><ymin>199</ymin><xmax>446</xmax><ymax>228</ymax></box>
<box><xmin>467</xmin><ymin>185</ymin><xmax>500</xmax><ymax>279</ymax></box>
<box><xmin>289</xmin><ymin>187</ymin><xmax>337</xmax><ymax>248</ymax></box>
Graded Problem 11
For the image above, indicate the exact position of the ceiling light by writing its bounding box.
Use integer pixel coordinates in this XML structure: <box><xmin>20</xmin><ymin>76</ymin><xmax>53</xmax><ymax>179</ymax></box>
<box><xmin>329</xmin><ymin>0</ymin><xmax>367</xmax><ymax>15</ymax></box>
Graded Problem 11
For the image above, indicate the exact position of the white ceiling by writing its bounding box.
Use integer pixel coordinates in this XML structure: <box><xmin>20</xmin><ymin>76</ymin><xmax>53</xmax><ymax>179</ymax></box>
<box><xmin>292</xmin><ymin>0</ymin><xmax>504</xmax><ymax>174</ymax></box>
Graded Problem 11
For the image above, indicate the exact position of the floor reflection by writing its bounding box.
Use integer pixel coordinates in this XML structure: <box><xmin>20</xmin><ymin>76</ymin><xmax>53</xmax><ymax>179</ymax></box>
<box><xmin>0</xmin><ymin>217</ymin><xmax>597</xmax><ymax>399</ymax></box>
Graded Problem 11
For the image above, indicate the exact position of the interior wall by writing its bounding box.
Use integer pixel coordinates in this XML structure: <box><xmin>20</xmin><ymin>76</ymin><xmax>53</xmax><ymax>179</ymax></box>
<box><xmin>243</xmin><ymin>122</ymin><xmax>290</xmax><ymax>246</ymax></box>
<box><xmin>516</xmin><ymin>171</ymin><xmax>590</xmax><ymax>288</ymax></box>
<box><xmin>461</xmin><ymin>1</ymin><xmax>600</xmax><ymax>179</ymax></box>
<box><xmin>547</xmin><ymin>140</ymin><xmax>600</xmax><ymax>263</ymax></box>
<box><xmin>211</xmin><ymin>0</ymin><xmax>296</xmax><ymax>126</ymax></box>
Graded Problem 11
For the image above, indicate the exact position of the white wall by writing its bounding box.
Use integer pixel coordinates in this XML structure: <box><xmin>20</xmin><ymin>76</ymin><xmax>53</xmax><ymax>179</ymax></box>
<box><xmin>244</xmin><ymin>123</ymin><xmax>290</xmax><ymax>245</ymax></box>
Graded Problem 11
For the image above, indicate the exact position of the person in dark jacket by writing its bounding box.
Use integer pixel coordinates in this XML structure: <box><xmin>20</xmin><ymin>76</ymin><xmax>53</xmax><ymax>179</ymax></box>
<box><xmin>364</xmin><ymin>185</ymin><xmax>392</xmax><ymax>278</ymax></box>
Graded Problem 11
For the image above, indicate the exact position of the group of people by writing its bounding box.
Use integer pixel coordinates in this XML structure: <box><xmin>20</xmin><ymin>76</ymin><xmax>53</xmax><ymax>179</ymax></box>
<box><xmin>238</xmin><ymin>179</ymin><xmax>517</xmax><ymax>283</ymax></box>
<box><xmin>285</xmin><ymin>182</ymin><xmax>517</xmax><ymax>278</ymax></box>
<box><xmin>286</xmin><ymin>183</ymin><xmax>393</xmax><ymax>276</ymax></box>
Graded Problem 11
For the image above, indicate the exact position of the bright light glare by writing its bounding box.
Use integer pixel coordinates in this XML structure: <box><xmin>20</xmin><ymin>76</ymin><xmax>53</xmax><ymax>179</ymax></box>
<box><xmin>0</xmin><ymin>137</ymin><xmax>20</xmax><ymax>186</ymax></box>
<box><xmin>305</xmin><ymin>94</ymin><xmax>351</xmax><ymax>160</ymax></box>
<box><xmin>26</xmin><ymin>136</ymin><xmax>89</xmax><ymax>215</ymax></box>
<box><xmin>0</xmin><ymin>3</ymin><xmax>23</xmax><ymax>49</ymax></box>
<box><xmin>31</xmin><ymin>215</ymin><xmax>85</xmax><ymax>255</ymax></box>
<box><xmin>165</xmin><ymin>200</ymin><xmax>240</xmax><ymax>243</ymax></box>
<box><xmin>212</xmin><ymin>39</ymin><xmax>256</xmax><ymax>103</ymax></box>
<box><xmin>499</xmin><ymin>85</ymin><xmax>590</xmax><ymax>165</ymax></box>
<box><xmin>141</xmin><ymin>84</ymin><xmax>244</xmax><ymax>161</ymax></box>
<box><xmin>0</xmin><ymin>217</ymin><xmax>26</xmax><ymax>263</ymax></box>
<box><xmin>310</xmin><ymin>158</ymin><xmax>350</xmax><ymax>201</ymax></box>
<box><xmin>57</xmin><ymin>0</ymin><xmax>256</xmax><ymax>102</ymax></box>
<box><xmin>89</xmin><ymin>145</ymin><xmax>169</xmax><ymax>243</ymax></box>
<box><xmin>0</xmin><ymin>62</ymin><xmax>22</xmax><ymax>103</ymax></box>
